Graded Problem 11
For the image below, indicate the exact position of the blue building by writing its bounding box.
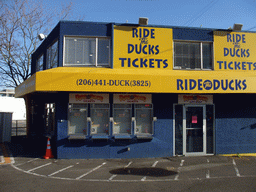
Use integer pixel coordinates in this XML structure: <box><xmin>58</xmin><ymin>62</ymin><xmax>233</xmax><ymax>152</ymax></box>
<box><xmin>16</xmin><ymin>21</ymin><xmax>256</xmax><ymax>159</ymax></box>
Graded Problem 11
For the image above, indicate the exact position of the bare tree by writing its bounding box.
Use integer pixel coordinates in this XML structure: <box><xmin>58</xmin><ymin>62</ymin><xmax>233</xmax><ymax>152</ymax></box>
<box><xmin>0</xmin><ymin>0</ymin><xmax>73</xmax><ymax>87</ymax></box>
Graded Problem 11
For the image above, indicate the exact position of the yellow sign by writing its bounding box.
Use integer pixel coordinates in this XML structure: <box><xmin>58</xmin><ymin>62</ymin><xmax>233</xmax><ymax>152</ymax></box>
<box><xmin>113</xmin><ymin>26</ymin><xmax>173</xmax><ymax>70</ymax></box>
<box><xmin>214</xmin><ymin>31</ymin><xmax>256</xmax><ymax>71</ymax></box>
<box><xmin>14</xmin><ymin>67</ymin><xmax>256</xmax><ymax>98</ymax></box>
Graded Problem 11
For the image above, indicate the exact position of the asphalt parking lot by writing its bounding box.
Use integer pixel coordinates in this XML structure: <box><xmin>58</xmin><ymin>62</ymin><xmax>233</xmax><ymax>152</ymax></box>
<box><xmin>9</xmin><ymin>155</ymin><xmax>256</xmax><ymax>182</ymax></box>
<box><xmin>1</xmin><ymin>141</ymin><xmax>256</xmax><ymax>192</ymax></box>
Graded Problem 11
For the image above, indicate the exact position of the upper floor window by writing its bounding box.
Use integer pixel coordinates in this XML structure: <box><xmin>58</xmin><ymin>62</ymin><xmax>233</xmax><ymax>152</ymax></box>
<box><xmin>46</xmin><ymin>40</ymin><xmax>58</xmax><ymax>69</ymax></box>
<box><xmin>64</xmin><ymin>37</ymin><xmax>110</xmax><ymax>67</ymax></box>
<box><xmin>174</xmin><ymin>41</ymin><xmax>212</xmax><ymax>70</ymax></box>
<box><xmin>36</xmin><ymin>54</ymin><xmax>44</xmax><ymax>72</ymax></box>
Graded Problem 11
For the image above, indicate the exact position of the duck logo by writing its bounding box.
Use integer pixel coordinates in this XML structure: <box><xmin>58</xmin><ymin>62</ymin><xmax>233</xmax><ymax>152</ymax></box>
<box><xmin>203</xmin><ymin>80</ymin><xmax>212</xmax><ymax>90</ymax></box>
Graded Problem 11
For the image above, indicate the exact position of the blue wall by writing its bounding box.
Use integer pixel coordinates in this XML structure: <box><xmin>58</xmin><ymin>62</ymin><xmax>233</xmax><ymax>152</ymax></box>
<box><xmin>56</xmin><ymin>120</ymin><xmax>174</xmax><ymax>159</ymax></box>
<box><xmin>215</xmin><ymin>94</ymin><xmax>256</xmax><ymax>154</ymax></box>
<box><xmin>56</xmin><ymin>93</ymin><xmax>175</xmax><ymax>159</ymax></box>
<box><xmin>173</xmin><ymin>28</ymin><xmax>213</xmax><ymax>41</ymax></box>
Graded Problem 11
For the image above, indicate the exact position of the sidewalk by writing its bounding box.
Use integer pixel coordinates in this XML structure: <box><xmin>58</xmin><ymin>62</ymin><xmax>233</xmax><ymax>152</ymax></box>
<box><xmin>0</xmin><ymin>136</ymin><xmax>43</xmax><ymax>165</ymax></box>
<box><xmin>0</xmin><ymin>142</ymin><xmax>14</xmax><ymax>164</ymax></box>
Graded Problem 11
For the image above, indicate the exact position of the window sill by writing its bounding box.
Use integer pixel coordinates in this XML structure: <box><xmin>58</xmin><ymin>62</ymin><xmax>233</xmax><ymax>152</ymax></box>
<box><xmin>173</xmin><ymin>68</ymin><xmax>213</xmax><ymax>71</ymax></box>
<box><xmin>135</xmin><ymin>134</ymin><xmax>153</xmax><ymax>139</ymax></box>
<box><xmin>91</xmin><ymin>135</ymin><xmax>109</xmax><ymax>139</ymax></box>
<box><xmin>68</xmin><ymin>134</ymin><xmax>87</xmax><ymax>140</ymax></box>
<box><xmin>114</xmin><ymin>135</ymin><xmax>132</xmax><ymax>139</ymax></box>
<box><xmin>64</xmin><ymin>64</ymin><xmax>110</xmax><ymax>68</ymax></box>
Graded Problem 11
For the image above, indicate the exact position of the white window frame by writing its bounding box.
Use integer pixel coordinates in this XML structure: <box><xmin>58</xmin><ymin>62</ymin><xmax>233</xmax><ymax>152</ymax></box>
<box><xmin>173</xmin><ymin>41</ymin><xmax>213</xmax><ymax>70</ymax></box>
<box><xmin>63</xmin><ymin>36</ymin><xmax>110</xmax><ymax>67</ymax></box>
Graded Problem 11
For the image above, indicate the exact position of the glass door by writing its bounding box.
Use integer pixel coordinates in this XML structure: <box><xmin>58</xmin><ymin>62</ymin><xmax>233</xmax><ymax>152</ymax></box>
<box><xmin>183</xmin><ymin>105</ymin><xmax>206</xmax><ymax>155</ymax></box>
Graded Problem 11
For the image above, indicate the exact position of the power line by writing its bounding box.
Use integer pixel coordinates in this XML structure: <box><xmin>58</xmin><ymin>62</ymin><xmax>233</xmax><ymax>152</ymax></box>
<box><xmin>183</xmin><ymin>0</ymin><xmax>219</xmax><ymax>27</ymax></box>
<box><xmin>247</xmin><ymin>26</ymin><xmax>256</xmax><ymax>31</ymax></box>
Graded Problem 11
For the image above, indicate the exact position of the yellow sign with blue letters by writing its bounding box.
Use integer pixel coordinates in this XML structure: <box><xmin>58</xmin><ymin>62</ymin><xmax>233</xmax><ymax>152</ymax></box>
<box><xmin>113</xmin><ymin>26</ymin><xmax>173</xmax><ymax>69</ymax></box>
<box><xmin>15</xmin><ymin>29</ymin><xmax>256</xmax><ymax>98</ymax></box>
<box><xmin>15</xmin><ymin>67</ymin><xmax>256</xmax><ymax>98</ymax></box>
<box><xmin>214</xmin><ymin>31</ymin><xmax>256</xmax><ymax>71</ymax></box>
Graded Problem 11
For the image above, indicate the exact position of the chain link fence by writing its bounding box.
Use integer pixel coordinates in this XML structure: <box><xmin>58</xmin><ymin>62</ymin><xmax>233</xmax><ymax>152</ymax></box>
<box><xmin>12</xmin><ymin>120</ymin><xmax>26</xmax><ymax>136</ymax></box>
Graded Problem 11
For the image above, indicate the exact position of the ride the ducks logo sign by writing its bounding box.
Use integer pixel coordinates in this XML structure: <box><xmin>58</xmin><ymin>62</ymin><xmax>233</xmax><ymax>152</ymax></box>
<box><xmin>214</xmin><ymin>31</ymin><xmax>256</xmax><ymax>71</ymax></box>
<box><xmin>114</xmin><ymin>26</ymin><xmax>173</xmax><ymax>69</ymax></box>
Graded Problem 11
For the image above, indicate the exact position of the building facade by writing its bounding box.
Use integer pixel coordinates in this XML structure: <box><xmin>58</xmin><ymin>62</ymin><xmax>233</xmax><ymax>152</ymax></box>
<box><xmin>0</xmin><ymin>89</ymin><xmax>26</xmax><ymax>120</ymax></box>
<box><xmin>16</xmin><ymin>21</ymin><xmax>256</xmax><ymax>159</ymax></box>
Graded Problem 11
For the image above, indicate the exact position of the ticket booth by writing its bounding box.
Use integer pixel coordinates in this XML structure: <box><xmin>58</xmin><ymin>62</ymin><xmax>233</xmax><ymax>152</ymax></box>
<box><xmin>174</xmin><ymin>95</ymin><xmax>214</xmax><ymax>156</ymax></box>
<box><xmin>68</xmin><ymin>93</ymin><xmax>110</xmax><ymax>139</ymax></box>
<box><xmin>113</xmin><ymin>94</ymin><xmax>154</xmax><ymax>139</ymax></box>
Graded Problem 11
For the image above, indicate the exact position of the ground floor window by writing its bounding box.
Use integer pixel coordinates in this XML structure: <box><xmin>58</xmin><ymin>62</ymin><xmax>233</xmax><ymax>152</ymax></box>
<box><xmin>68</xmin><ymin>104</ymin><xmax>88</xmax><ymax>135</ymax></box>
<box><xmin>135</xmin><ymin>104</ymin><xmax>153</xmax><ymax>135</ymax></box>
<box><xmin>113</xmin><ymin>104</ymin><xmax>132</xmax><ymax>135</ymax></box>
<box><xmin>113</xmin><ymin>94</ymin><xmax>154</xmax><ymax>137</ymax></box>
<box><xmin>68</xmin><ymin>93</ymin><xmax>154</xmax><ymax>138</ymax></box>
<box><xmin>90</xmin><ymin>104</ymin><xmax>110</xmax><ymax>135</ymax></box>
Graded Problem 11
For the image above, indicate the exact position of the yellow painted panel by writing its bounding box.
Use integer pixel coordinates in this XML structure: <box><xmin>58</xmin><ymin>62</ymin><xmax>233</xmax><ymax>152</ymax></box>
<box><xmin>214</xmin><ymin>31</ymin><xmax>256</xmax><ymax>71</ymax></box>
<box><xmin>15</xmin><ymin>74</ymin><xmax>36</xmax><ymax>98</ymax></box>
<box><xmin>31</xmin><ymin>67</ymin><xmax>256</xmax><ymax>94</ymax></box>
<box><xmin>114</xmin><ymin>26</ymin><xmax>173</xmax><ymax>70</ymax></box>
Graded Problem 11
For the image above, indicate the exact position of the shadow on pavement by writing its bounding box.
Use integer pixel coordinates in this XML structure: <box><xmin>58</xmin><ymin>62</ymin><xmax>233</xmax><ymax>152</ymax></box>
<box><xmin>110</xmin><ymin>167</ymin><xmax>177</xmax><ymax>177</ymax></box>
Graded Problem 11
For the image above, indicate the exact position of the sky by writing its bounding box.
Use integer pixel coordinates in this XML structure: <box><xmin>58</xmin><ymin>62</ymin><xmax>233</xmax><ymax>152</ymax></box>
<box><xmin>42</xmin><ymin>0</ymin><xmax>256</xmax><ymax>31</ymax></box>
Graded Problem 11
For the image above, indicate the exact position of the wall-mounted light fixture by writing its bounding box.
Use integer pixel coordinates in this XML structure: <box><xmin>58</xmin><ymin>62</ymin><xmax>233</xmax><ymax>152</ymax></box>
<box><xmin>139</xmin><ymin>17</ymin><xmax>148</xmax><ymax>25</ymax></box>
<box><xmin>38</xmin><ymin>33</ymin><xmax>47</xmax><ymax>41</ymax></box>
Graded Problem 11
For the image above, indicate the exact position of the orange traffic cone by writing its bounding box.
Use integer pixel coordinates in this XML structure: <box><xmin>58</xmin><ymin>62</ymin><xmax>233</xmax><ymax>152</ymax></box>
<box><xmin>43</xmin><ymin>138</ymin><xmax>54</xmax><ymax>159</ymax></box>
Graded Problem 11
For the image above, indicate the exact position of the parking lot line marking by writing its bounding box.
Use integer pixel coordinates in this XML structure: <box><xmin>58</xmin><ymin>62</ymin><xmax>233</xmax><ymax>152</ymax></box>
<box><xmin>76</xmin><ymin>162</ymin><xmax>106</xmax><ymax>180</ymax></box>
<box><xmin>180</xmin><ymin>159</ymin><xmax>184</xmax><ymax>167</ymax></box>
<box><xmin>109</xmin><ymin>175</ymin><xmax>117</xmax><ymax>181</ymax></box>
<box><xmin>152</xmin><ymin>161</ymin><xmax>159</xmax><ymax>167</ymax></box>
<box><xmin>124</xmin><ymin>161</ymin><xmax>132</xmax><ymax>168</ymax></box>
<box><xmin>232</xmin><ymin>159</ymin><xmax>241</xmax><ymax>177</ymax></box>
<box><xmin>206</xmin><ymin>159</ymin><xmax>210</xmax><ymax>179</ymax></box>
<box><xmin>206</xmin><ymin>170</ymin><xmax>210</xmax><ymax>179</ymax></box>
<box><xmin>48</xmin><ymin>165</ymin><xmax>74</xmax><ymax>176</ymax></box>
<box><xmin>109</xmin><ymin>161</ymin><xmax>133</xmax><ymax>181</ymax></box>
<box><xmin>141</xmin><ymin>161</ymin><xmax>159</xmax><ymax>181</ymax></box>
<box><xmin>15</xmin><ymin>158</ymin><xmax>39</xmax><ymax>167</ymax></box>
<box><xmin>27</xmin><ymin>162</ymin><xmax>52</xmax><ymax>172</ymax></box>
<box><xmin>141</xmin><ymin>176</ymin><xmax>146</xmax><ymax>181</ymax></box>
<box><xmin>175</xmin><ymin>159</ymin><xmax>184</xmax><ymax>180</ymax></box>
